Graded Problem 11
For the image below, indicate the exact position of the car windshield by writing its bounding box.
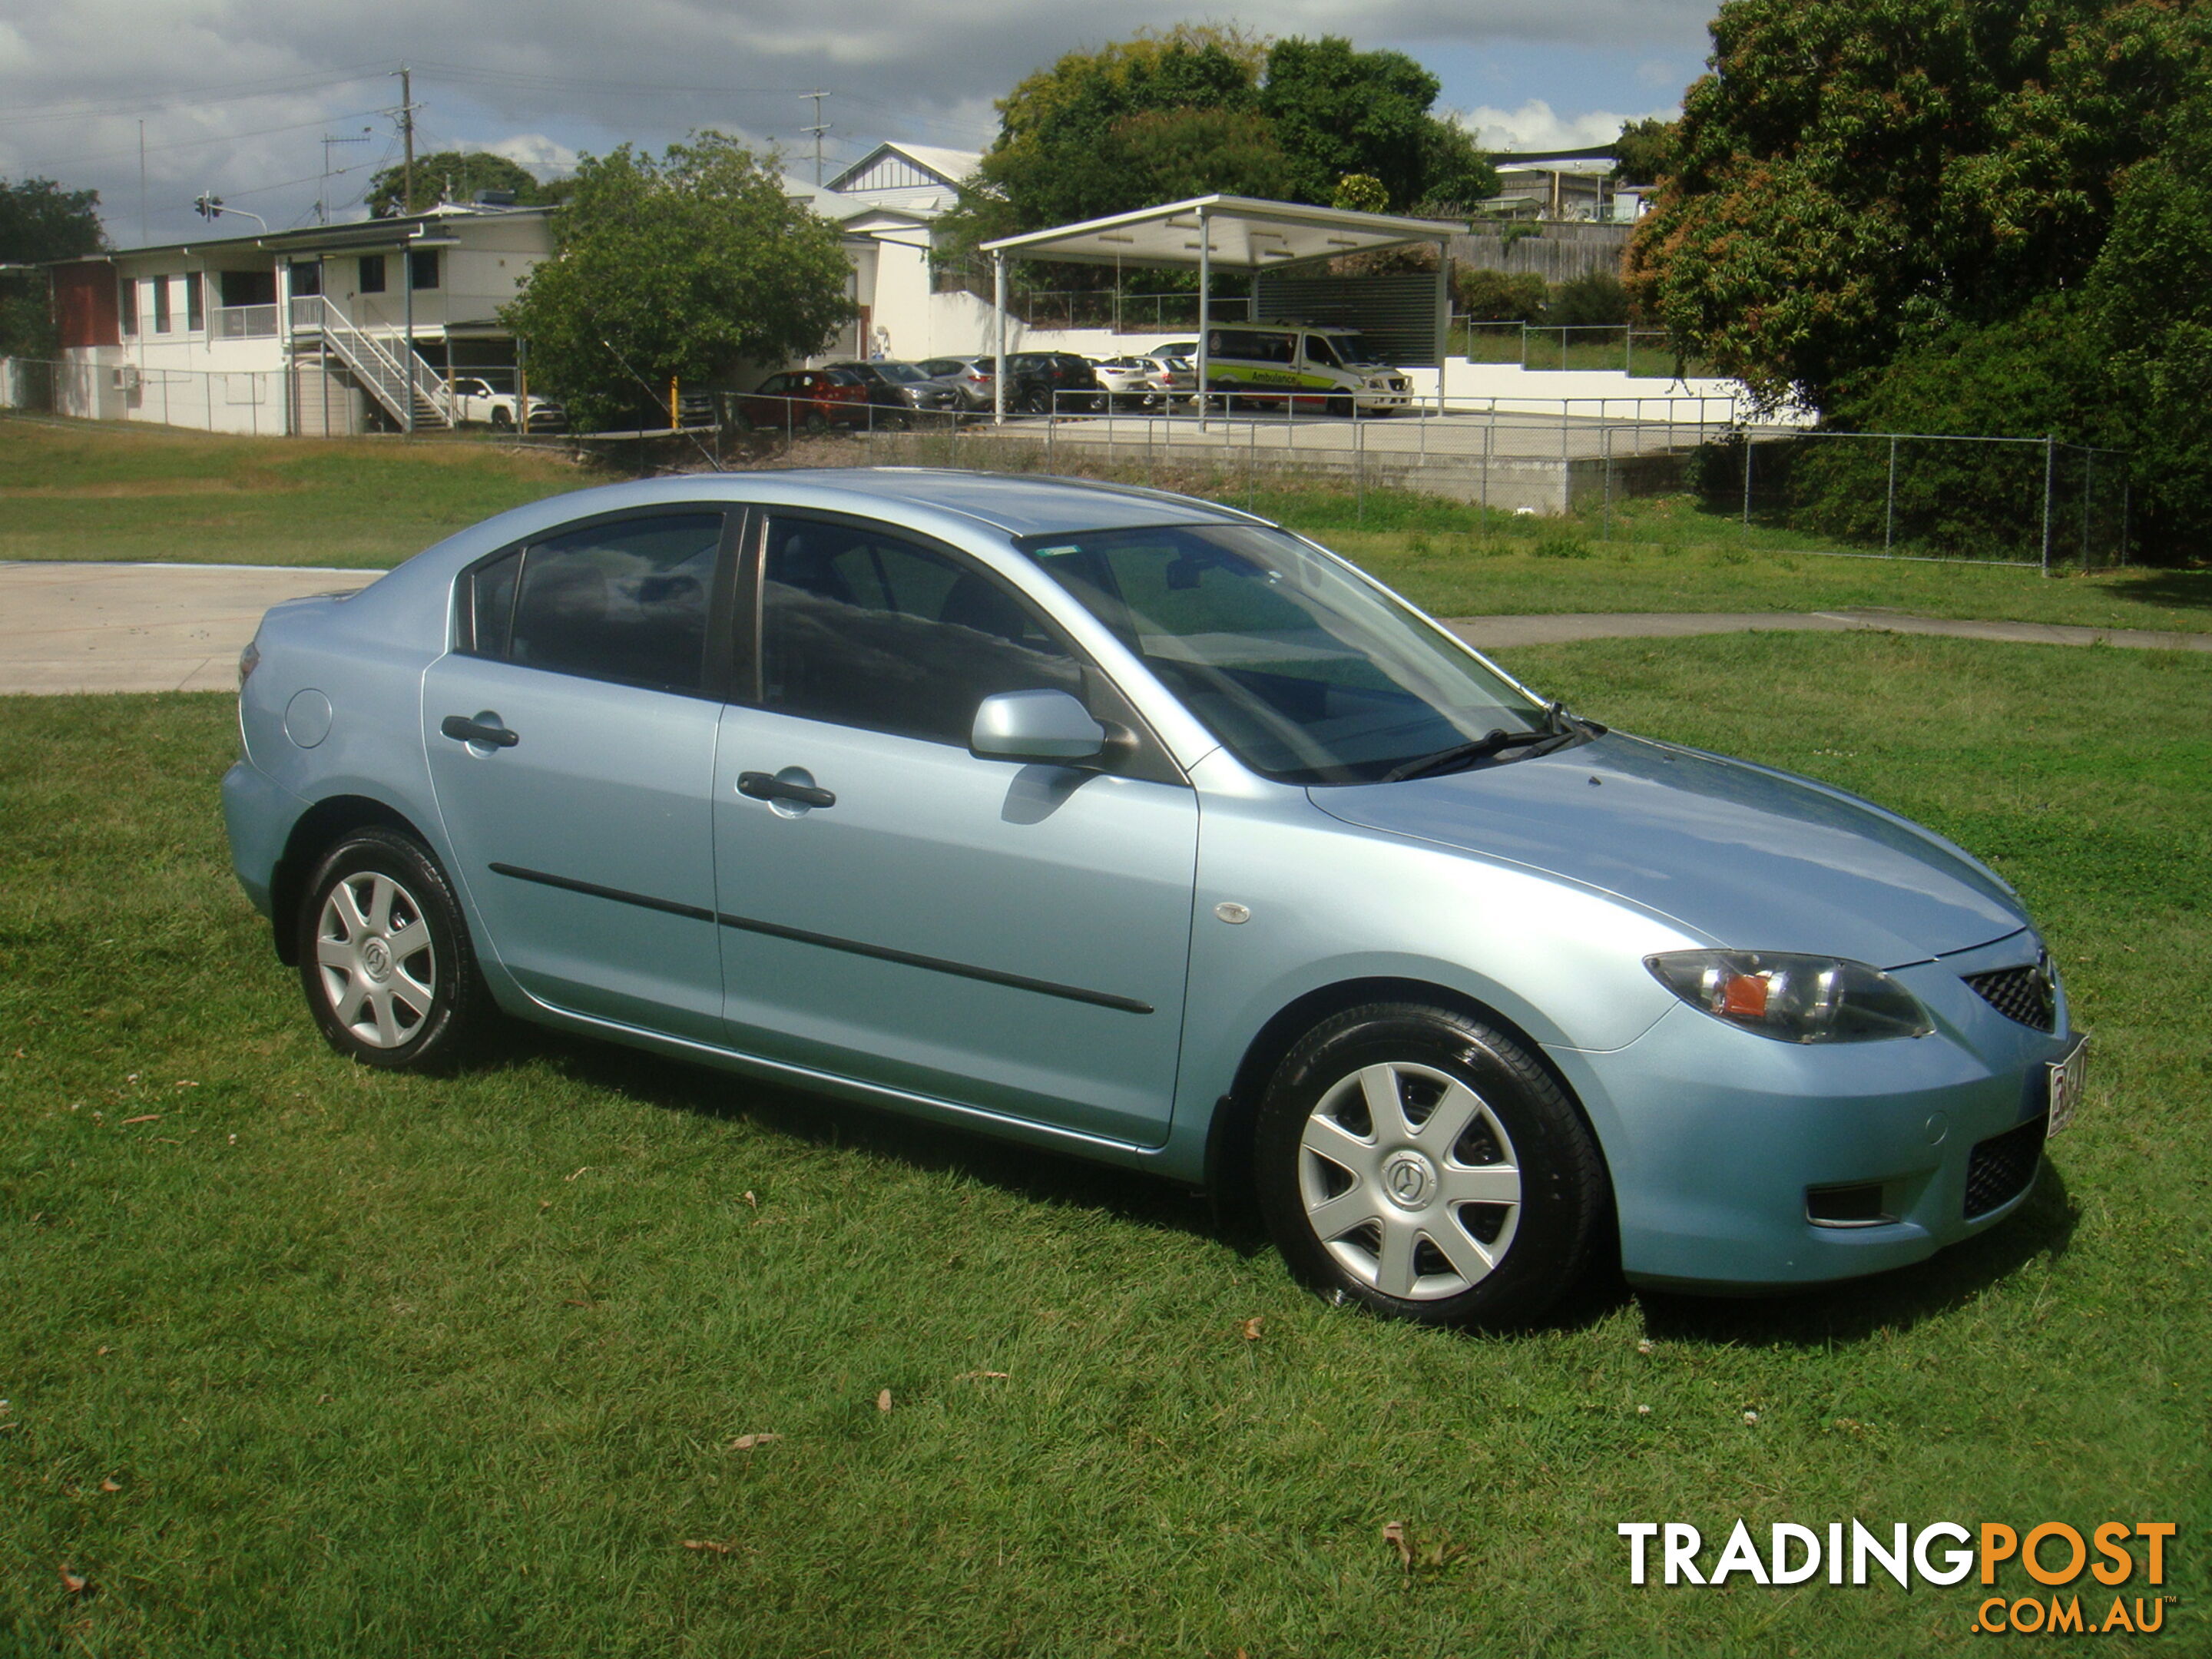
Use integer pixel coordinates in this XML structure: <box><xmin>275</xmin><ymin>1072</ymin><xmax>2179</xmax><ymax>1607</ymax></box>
<box><xmin>1332</xmin><ymin>332</ymin><xmax>1378</xmax><ymax>364</ymax></box>
<box><xmin>1017</xmin><ymin>524</ymin><xmax>1548</xmax><ymax>785</ymax></box>
<box><xmin>873</xmin><ymin>363</ymin><xmax>928</xmax><ymax>383</ymax></box>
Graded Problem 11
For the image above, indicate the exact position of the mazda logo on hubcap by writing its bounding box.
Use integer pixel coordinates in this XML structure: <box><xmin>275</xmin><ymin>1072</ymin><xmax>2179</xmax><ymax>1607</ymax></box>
<box><xmin>361</xmin><ymin>938</ymin><xmax>392</xmax><ymax>982</ymax></box>
<box><xmin>1382</xmin><ymin>1151</ymin><xmax>1436</xmax><ymax>1208</ymax></box>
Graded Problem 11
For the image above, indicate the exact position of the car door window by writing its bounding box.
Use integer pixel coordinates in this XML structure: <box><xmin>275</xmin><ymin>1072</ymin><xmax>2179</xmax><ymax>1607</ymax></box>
<box><xmin>468</xmin><ymin>513</ymin><xmax>720</xmax><ymax>694</ymax></box>
<box><xmin>759</xmin><ymin>517</ymin><xmax>1081</xmax><ymax>745</ymax></box>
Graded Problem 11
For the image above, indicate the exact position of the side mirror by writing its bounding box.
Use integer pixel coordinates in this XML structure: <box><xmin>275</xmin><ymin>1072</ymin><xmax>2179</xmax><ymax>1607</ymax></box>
<box><xmin>969</xmin><ymin>689</ymin><xmax>1105</xmax><ymax>765</ymax></box>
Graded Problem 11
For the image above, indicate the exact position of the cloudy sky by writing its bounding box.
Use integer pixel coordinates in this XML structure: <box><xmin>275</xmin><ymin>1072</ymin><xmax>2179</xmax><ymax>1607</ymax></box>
<box><xmin>0</xmin><ymin>0</ymin><xmax>1717</xmax><ymax>248</ymax></box>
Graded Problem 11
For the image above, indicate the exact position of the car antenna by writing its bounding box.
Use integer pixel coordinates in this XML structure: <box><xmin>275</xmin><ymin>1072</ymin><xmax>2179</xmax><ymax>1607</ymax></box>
<box><xmin>598</xmin><ymin>337</ymin><xmax>726</xmax><ymax>473</ymax></box>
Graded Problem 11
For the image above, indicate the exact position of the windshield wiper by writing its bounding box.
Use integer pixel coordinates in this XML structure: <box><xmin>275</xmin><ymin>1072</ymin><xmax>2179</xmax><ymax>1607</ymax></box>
<box><xmin>1382</xmin><ymin>726</ymin><xmax>1550</xmax><ymax>783</ymax></box>
<box><xmin>1380</xmin><ymin>704</ymin><xmax>1604</xmax><ymax>783</ymax></box>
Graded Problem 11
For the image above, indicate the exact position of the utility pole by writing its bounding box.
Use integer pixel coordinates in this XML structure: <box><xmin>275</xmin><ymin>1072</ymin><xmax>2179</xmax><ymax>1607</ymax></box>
<box><xmin>137</xmin><ymin>121</ymin><xmax>147</xmax><ymax>245</ymax></box>
<box><xmin>395</xmin><ymin>64</ymin><xmax>417</xmax><ymax>213</ymax></box>
<box><xmin>800</xmin><ymin>90</ymin><xmax>829</xmax><ymax>186</ymax></box>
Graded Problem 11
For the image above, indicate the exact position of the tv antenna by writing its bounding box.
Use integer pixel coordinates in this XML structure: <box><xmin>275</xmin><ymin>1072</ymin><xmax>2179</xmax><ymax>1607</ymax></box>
<box><xmin>800</xmin><ymin>90</ymin><xmax>830</xmax><ymax>185</ymax></box>
<box><xmin>320</xmin><ymin>129</ymin><xmax>372</xmax><ymax>224</ymax></box>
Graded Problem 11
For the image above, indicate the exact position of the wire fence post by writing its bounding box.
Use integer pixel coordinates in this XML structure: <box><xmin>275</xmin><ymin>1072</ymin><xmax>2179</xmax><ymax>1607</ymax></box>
<box><xmin>2120</xmin><ymin>478</ymin><xmax>2131</xmax><ymax>566</ymax></box>
<box><xmin>2040</xmin><ymin>434</ymin><xmax>2055</xmax><ymax>578</ymax></box>
<box><xmin>1355</xmin><ymin>402</ymin><xmax>1365</xmax><ymax>524</ymax></box>
<box><xmin>1741</xmin><ymin>434</ymin><xmax>1753</xmax><ymax>528</ymax></box>
<box><xmin>1885</xmin><ymin>435</ymin><xmax>1898</xmax><ymax>552</ymax></box>
<box><xmin>1601</xmin><ymin>422</ymin><xmax>1612</xmax><ymax>540</ymax></box>
<box><xmin>2081</xmin><ymin>448</ymin><xmax>2093</xmax><ymax>570</ymax></box>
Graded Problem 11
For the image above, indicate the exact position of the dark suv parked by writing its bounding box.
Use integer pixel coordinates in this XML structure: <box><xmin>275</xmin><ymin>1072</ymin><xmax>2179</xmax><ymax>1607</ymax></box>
<box><xmin>1002</xmin><ymin>353</ymin><xmax>1104</xmax><ymax>415</ymax></box>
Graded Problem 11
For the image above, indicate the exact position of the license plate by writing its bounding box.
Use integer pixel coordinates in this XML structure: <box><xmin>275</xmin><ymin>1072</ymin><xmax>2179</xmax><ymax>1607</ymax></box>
<box><xmin>2047</xmin><ymin>1037</ymin><xmax>2088</xmax><ymax>1138</ymax></box>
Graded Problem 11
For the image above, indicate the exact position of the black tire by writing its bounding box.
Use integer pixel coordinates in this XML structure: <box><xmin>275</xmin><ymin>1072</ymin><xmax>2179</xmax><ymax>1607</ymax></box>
<box><xmin>490</xmin><ymin>407</ymin><xmax>514</xmax><ymax>431</ymax></box>
<box><xmin>1327</xmin><ymin>394</ymin><xmax>1354</xmax><ymax>419</ymax></box>
<box><xmin>803</xmin><ymin>409</ymin><xmax>830</xmax><ymax>436</ymax></box>
<box><xmin>1253</xmin><ymin>1002</ymin><xmax>1607</xmax><ymax>1330</ymax></box>
<box><xmin>296</xmin><ymin>828</ymin><xmax>488</xmax><ymax>1072</ymax></box>
<box><xmin>1018</xmin><ymin>387</ymin><xmax>1050</xmax><ymax>416</ymax></box>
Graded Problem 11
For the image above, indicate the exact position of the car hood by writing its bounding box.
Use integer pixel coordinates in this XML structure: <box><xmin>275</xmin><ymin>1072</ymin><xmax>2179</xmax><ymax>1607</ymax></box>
<box><xmin>1308</xmin><ymin>732</ymin><xmax>2025</xmax><ymax>967</ymax></box>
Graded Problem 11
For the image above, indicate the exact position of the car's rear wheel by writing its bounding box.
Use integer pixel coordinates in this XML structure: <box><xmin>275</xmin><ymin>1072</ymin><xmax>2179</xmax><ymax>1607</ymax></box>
<box><xmin>803</xmin><ymin>409</ymin><xmax>830</xmax><ymax>435</ymax></box>
<box><xmin>1254</xmin><ymin>1002</ymin><xmax>1606</xmax><ymax>1329</ymax></box>
<box><xmin>297</xmin><ymin>829</ymin><xmax>486</xmax><ymax>1071</ymax></box>
<box><xmin>1327</xmin><ymin>394</ymin><xmax>1354</xmax><ymax>419</ymax></box>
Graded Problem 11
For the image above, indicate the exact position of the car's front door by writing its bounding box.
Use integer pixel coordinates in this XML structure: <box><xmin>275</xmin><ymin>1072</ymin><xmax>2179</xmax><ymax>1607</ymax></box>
<box><xmin>423</xmin><ymin>508</ymin><xmax>734</xmax><ymax>1042</ymax></box>
<box><xmin>711</xmin><ymin>512</ymin><xmax>1200</xmax><ymax>1147</ymax></box>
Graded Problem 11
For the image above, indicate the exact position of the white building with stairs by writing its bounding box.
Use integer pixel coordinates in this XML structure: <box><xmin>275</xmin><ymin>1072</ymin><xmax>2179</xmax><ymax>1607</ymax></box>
<box><xmin>41</xmin><ymin>201</ymin><xmax>558</xmax><ymax>435</ymax></box>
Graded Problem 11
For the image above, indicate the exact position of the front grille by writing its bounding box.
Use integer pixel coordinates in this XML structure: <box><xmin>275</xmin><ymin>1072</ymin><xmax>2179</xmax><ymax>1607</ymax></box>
<box><xmin>1964</xmin><ymin>1115</ymin><xmax>2045</xmax><ymax>1218</ymax></box>
<box><xmin>1963</xmin><ymin>963</ymin><xmax>2055</xmax><ymax>1031</ymax></box>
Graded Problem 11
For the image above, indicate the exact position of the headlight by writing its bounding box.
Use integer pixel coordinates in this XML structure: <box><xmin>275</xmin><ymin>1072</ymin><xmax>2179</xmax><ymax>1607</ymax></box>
<box><xmin>1645</xmin><ymin>950</ymin><xmax>1932</xmax><ymax>1043</ymax></box>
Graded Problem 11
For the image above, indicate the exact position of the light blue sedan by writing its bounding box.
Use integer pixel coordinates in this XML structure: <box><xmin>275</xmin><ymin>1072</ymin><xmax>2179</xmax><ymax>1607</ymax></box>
<box><xmin>223</xmin><ymin>469</ymin><xmax>2084</xmax><ymax>1327</ymax></box>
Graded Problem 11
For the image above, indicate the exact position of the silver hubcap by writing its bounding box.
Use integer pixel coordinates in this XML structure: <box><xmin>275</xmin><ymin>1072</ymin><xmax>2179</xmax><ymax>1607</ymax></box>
<box><xmin>315</xmin><ymin>871</ymin><xmax>436</xmax><ymax>1048</ymax></box>
<box><xmin>1298</xmin><ymin>1061</ymin><xmax>1522</xmax><ymax>1301</ymax></box>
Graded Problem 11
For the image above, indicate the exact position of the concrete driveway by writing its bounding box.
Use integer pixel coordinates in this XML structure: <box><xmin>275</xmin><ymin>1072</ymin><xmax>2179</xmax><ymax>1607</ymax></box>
<box><xmin>1</xmin><ymin>561</ymin><xmax>2205</xmax><ymax>697</ymax></box>
<box><xmin>0</xmin><ymin>562</ymin><xmax>376</xmax><ymax>694</ymax></box>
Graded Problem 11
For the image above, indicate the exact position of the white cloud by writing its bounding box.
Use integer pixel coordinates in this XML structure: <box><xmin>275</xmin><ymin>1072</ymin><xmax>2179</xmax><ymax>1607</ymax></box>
<box><xmin>1465</xmin><ymin>98</ymin><xmax>1676</xmax><ymax>153</ymax></box>
<box><xmin>484</xmin><ymin>134</ymin><xmax>580</xmax><ymax>176</ymax></box>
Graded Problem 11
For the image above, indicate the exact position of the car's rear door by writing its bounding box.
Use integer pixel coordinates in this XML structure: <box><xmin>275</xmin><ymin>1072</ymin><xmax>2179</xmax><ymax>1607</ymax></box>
<box><xmin>710</xmin><ymin>511</ymin><xmax>1200</xmax><ymax>1147</ymax></box>
<box><xmin>423</xmin><ymin>507</ymin><xmax>739</xmax><ymax>1042</ymax></box>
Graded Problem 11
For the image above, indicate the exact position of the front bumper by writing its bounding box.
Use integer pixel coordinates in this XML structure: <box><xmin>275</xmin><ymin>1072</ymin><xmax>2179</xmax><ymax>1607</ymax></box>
<box><xmin>1549</xmin><ymin>938</ymin><xmax>2075</xmax><ymax>1289</ymax></box>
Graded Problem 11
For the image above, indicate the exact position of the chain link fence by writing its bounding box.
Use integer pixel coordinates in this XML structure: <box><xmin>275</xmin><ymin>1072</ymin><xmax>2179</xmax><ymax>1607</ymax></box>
<box><xmin>1703</xmin><ymin>430</ymin><xmax>2131</xmax><ymax>572</ymax></box>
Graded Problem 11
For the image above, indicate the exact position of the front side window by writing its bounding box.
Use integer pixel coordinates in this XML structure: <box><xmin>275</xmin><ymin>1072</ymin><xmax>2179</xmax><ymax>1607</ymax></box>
<box><xmin>760</xmin><ymin>517</ymin><xmax>1081</xmax><ymax>746</ymax></box>
<box><xmin>467</xmin><ymin>513</ymin><xmax>720</xmax><ymax>694</ymax></box>
<box><xmin>1303</xmin><ymin>335</ymin><xmax>1343</xmax><ymax>368</ymax></box>
<box><xmin>1019</xmin><ymin>525</ymin><xmax>1547</xmax><ymax>785</ymax></box>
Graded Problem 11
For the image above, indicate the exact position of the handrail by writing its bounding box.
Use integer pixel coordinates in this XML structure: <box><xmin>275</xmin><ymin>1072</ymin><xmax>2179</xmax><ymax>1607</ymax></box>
<box><xmin>290</xmin><ymin>296</ymin><xmax>452</xmax><ymax>427</ymax></box>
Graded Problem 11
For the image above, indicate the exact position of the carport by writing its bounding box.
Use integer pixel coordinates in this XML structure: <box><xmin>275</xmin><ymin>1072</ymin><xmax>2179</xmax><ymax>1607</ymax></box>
<box><xmin>979</xmin><ymin>194</ymin><xmax>1467</xmax><ymax>423</ymax></box>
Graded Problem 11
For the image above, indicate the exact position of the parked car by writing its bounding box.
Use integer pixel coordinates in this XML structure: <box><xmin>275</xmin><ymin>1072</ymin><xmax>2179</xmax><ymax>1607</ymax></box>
<box><xmin>917</xmin><ymin>356</ymin><xmax>996</xmax><ymax>412</ymax></box>
<box><xmin>1191</xmin><ymin>324</ymin><xmax>1415</xmax><ymax>416</ymax></box>
<box><xmin>223</xmin><ymin>471</ymin><xmax>2083</xmax><ymax>1330</ymax></box>
<box><xmin>728</xmin><ymin>369</ymin><xmax>869</xmax><ymax>433</ymax></box>
<box><xmin>1090</xmin><ymin>356</ymin><xmax>1171</xmax><ymax>409</ymax></box>
<box><xmin>1003</xmin><ymin>351</ymin><xmax>1104</xmax><ymax>414</ymax></box>
<box><xmin>822</xmin><ymin>360</ymin><xmax>965</xmax><ymax>425</ymax></box>
<box><xmin>445</xmin><ymin>376</ymin><xmax>565</xmax><ymax>432</ymax></box>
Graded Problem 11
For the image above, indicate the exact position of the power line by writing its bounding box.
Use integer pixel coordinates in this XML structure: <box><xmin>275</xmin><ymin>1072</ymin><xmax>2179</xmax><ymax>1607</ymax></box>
<box><xmin>0</xmin><ymin>65</ymin><xmax>392</xmax><ymax>130</ymax></box>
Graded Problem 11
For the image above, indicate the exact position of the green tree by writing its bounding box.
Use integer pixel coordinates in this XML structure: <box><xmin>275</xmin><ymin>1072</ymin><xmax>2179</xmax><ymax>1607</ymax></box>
<box><xmin>1611</xmin><ymin>118</ymin><xmax>1677</xmax><ymax>185</ymax></box>
<box><xmin>1330</xmin><ymin>173</ymin><xmax>1389</xmax><ymax>214</ymax></box>
<box><xmin>1260</xmin><ymin>37</ymin><xmax>1491</xmax><ymax>211</ymax></box>
<box><xmin>1454</xmin><ymin>268</ymin><xmax>1548</xmax><ymax>323</ymax></box>
<box><xmin>499</xmin><ymin>134</ymin><xmax>853</xmax><ymax>432</ymax></box>
<box><xmin>367</xmin><ymin>150</ymin><xmax>548</xmax><ymax>217</ymax></box>
<box><xmin>1626</xmin><ymin>0</ymin><xmax>2205</xmax><ymax>412</ymax></box>
<box><xmin>0</xmin><ymin>177</ymin><xmax>104</xmax><ymax>356</ymax></box>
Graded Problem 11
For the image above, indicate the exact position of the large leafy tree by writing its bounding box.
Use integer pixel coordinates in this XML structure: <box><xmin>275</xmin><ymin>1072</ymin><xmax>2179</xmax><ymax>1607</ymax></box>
<box><xmin>1626</xmin><ymin>0</ymin><xmax>2204</xmax><ymax>412</ymax></box>
<box><xmin>1</xmin><ymin>177</ymin><xmax>104</xmax><ymax>356</ymax></box>
<box><xmin>368</xmin><ymin>151</ymin><xmax>549</xmax><ymax>217</ymax></box>
<box><xmin>499</xmin><ymin>134</ymin><xmax>853</xmax><ymax>432</ymax></box>
<box><xmin>952</xmin><ymin>25</ymin><xmax>1494</xmax><ymax>247</ymax></box>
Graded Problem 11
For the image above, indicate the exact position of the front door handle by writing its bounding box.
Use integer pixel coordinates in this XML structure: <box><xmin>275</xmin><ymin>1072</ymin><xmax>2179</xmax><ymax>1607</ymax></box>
<box><xmin>738</xmin><ymin>770</ymin><xmax>836</xmax><ymax>809</ymax></box>
<box><xmin>440</xmin><ymin>714</ymin><xmax>519</xmax><ymax>748</ymax></box>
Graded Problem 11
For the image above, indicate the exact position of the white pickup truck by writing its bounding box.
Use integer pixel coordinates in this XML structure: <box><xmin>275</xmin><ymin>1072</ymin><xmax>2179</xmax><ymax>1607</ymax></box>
<box><xmin>445</xmin><ymin>377</ymin><xmax>565</xmax><ymax>431</ymax></box>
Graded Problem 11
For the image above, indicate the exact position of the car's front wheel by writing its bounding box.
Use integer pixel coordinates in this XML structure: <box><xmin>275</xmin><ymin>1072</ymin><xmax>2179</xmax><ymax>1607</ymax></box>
<box><xmin>1254</xmin><ymin>1003</ymin><xmax>1607</xmax><ymax>1329</ymax></box>
<box><xmin>297</xmin><ymin>828</ymin><xmax>486</xmax><ymax>1071</ymax></box>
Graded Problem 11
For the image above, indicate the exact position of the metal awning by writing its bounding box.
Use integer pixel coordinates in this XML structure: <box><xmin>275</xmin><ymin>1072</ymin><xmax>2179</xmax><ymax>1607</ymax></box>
<box><xmin>980</xmin><ymin>194</ymin><xmax>1465</xmax><ymax>272</ymax></box>
<box><xmin>978</xmin><ymin>195</ymin><xmax>1466</xmax><ymax>421</ymax></box>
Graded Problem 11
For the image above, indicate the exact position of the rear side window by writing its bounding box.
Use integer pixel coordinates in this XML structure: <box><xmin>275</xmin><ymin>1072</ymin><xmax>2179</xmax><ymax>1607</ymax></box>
<box><xmin>760</xmin><ymin>517</ymin><xmax>1080</xmax><ymax>745</ymax></box>
<box><xmin>467</xmin><ymin>513</ymin><xmax>721</xmax><ymax>694</ymax></box>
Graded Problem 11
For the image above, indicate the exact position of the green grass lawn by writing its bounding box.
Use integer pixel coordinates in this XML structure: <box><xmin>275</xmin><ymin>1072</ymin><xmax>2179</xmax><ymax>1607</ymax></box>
<box><xmin>7</xmin><ymin>412</ymin><xmax>2212</xmax><ymax>634</ymax></box>
<box><xmin>2</xmin><ymin>634</ymin><xmax>2204</xmax><ymax>1656</ymax></box>
<box><xmin>0</xmin><ymin>416</ymin><xmax>591</xmax><ymax>568</ymax></box>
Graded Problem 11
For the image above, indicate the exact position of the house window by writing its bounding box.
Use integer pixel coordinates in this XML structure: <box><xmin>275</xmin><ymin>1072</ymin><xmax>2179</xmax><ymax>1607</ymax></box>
<box><xmin>186</xmin><ymin>273</ymin><xmax>204</xmax><ymax>333</ymax></box>
<box><xmin>409</xmin><ymin>249</ymin><xmax>440</xmax><ymax>290</ymax></box>
<box><xmin>151</xmin><ymin>276</ymin><xmax>171</xmax><ymax>333</ymax></box>
<box><xmin>359</xmin><ymin>254</ymin><xmax>386</xmax><ymax>293</ymax></box>
<box><xmin>290</xmin><ymin>260</ymin><xmax>322</xmax><ymax>299</ymax></box>
<box><xmin>118</xmin><ymin>276</ymin><xmax>137</xmax><ymax>336</ymax></box>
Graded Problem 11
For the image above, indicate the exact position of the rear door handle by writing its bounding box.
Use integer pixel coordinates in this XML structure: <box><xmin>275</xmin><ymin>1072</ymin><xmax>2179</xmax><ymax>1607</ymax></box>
<box><xmin>440</xmin><ymin>714</ymin><xmax>519</xmax><ymax>748</ymax></box>
<box><xmin>738</xmin><ymin>771</ymin><xmax>835</xmax><ymax>808</ymax></box>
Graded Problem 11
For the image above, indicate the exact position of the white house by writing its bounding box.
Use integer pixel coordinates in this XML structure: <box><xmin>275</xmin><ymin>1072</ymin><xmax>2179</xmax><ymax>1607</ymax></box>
<box><xmin>43</xmin><ymin>201</ymin><xmax>558</xmax><ymax>435</ymax></box>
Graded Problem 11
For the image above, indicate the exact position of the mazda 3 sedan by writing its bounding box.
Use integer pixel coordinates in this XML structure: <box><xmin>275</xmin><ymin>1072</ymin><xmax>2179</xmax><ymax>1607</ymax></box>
<box><xmin>224</xmin><ymin>469</ymin><xmax>2084</xmax><ymax>1328</ymax></box>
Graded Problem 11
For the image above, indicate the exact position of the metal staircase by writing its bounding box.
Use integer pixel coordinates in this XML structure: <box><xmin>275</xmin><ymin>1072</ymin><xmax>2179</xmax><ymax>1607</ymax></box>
<box><xmin>290</xmin><ymin>296</ymin><xmax>453</xmax><ymax>429</ymax></box>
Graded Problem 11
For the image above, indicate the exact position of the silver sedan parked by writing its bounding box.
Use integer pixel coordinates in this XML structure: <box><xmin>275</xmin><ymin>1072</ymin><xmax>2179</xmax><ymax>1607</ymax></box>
<box><xmin>224</xmin><ymin>470</ymin><xmax>2082</xmax><ymax>1328</ymax></box>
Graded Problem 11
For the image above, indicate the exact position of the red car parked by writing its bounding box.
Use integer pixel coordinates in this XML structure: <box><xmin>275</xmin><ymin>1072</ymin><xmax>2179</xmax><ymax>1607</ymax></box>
<box><xmin>730</xmin><ymin>369</ymin><xmax>871</xmax><ymax>433</ymax></box>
